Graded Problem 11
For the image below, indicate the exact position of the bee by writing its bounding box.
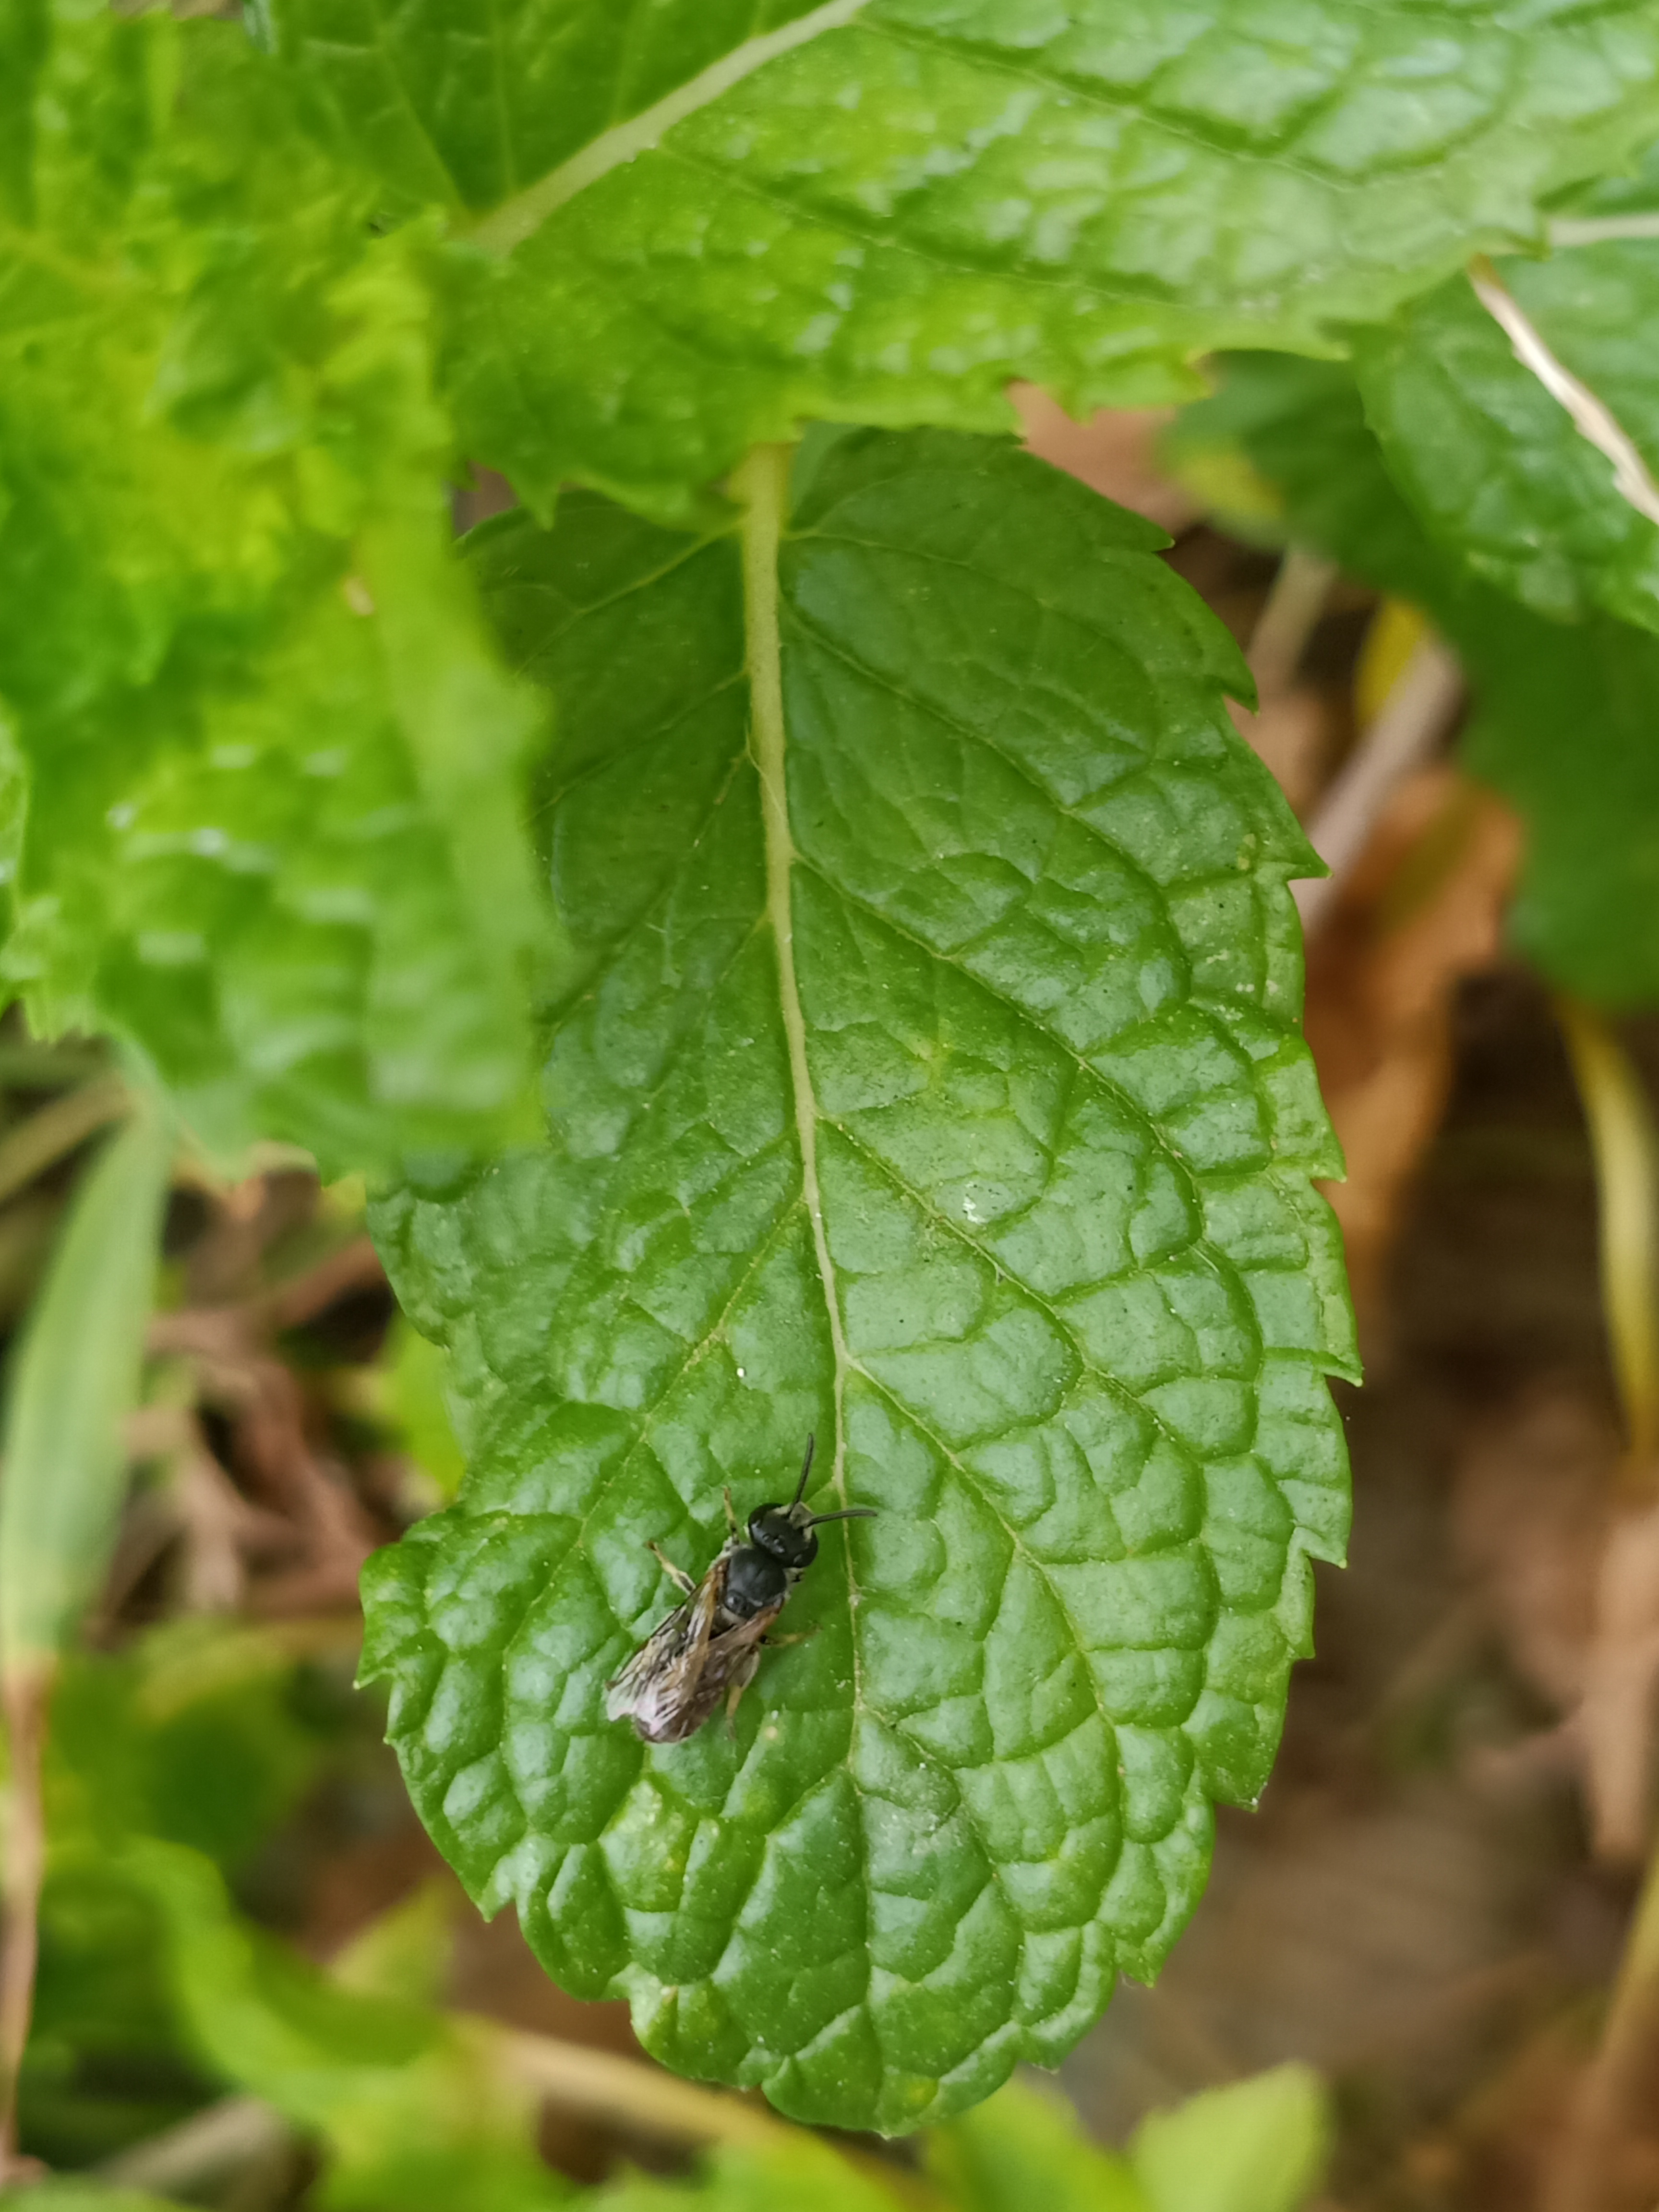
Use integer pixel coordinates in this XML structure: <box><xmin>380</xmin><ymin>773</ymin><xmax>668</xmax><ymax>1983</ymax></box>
<box><xmin>605</xmin><ymin>1437</ymin><xmax>876</xmax><ymax>1744</ymax></box>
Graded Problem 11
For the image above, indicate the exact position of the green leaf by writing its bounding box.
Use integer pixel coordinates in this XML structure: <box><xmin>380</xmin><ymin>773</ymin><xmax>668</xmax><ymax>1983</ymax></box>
<box><xmin>129</xmin><ymin>1839</ymin><xmax>568</xmax><ymax>2212</ymax></box>
<box><xmin>360</xmin><ymin>428</ymin><xmax>1354</xmax><ymax>2132</ymax></box>
<box><xmin>385</xmin><ymin>1315</ymin><xmax>469</xmax><ymax>1503</ymax></box>
<box><xmin>0</xmin><ymin>7</ymin><xmax>549</xmax><ymax>1173</ymax></box>
<box><xmin>0</xmin><ymin>1097</ymin><xmax>170</xmax><ymax>1672</ymax></box>
<box><xmin>589</xmin><ymin>2136</ymin><xmax>906</xmax><ymax>2212</ymax></box>
<box><xmin>26</xmin><ymin>1623</ymin><xmax>338</xmax><ymax>2166</ymax></box>
<box><xmin>1353</xmin><ymin>249</ymin><xmax>1659</xmax><ymax>633</ymax></box>
<box><xmin>927</xmin><ymin>2076</ymin><xmax>1146</xmax><ymax>2212</ymax></box>
<box><xmin>1129</xmin><ymin>2065</ymin><xmax>1330</xmax><ymax>2212</ymax></box>
<box><xmin>268</xmin><ymin>0</ymin><xmax>1659</xmax><ymax>514</ymax></box>
<box><xmin>6</xmin><ymin>2188</ymin><xmax>192</xmax><ymax>2212</ymax></box>
<box><xmin>1174</xmin><ymin>349</ymin><xmax>1659</xmax><ymax>1008</ymax></box>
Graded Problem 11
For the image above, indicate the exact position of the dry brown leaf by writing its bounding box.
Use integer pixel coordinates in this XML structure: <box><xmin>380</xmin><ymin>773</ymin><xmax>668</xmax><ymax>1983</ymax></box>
<box><xmin>1455</xmin><ymin>1391</ymin><xmax>1659</xmax><ymax>1865</ymax></box>
<box><xmin>1230</xmin><ymin>685</ymin><xmax>1332</xmax><ymax>818</ymax></box>
<box><xmin>1012</xmin><ymin>385</ymin><xmax>1198</xmax><ymax>531</ymax></box>
<box><xmin>1303</xmin><ymin>766</ymin><xmax>1524</xmax><ymax>1334</ymax></box>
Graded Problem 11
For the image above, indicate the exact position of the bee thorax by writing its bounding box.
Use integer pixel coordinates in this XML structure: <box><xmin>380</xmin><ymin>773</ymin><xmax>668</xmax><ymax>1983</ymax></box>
<box><xmin>723</xmin><ymin>1544</ymin><xmax>790</xmax><ymax>1619</ymax></box>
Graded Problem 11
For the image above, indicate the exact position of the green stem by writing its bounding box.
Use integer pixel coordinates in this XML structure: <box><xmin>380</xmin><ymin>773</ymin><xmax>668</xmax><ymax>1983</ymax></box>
<box><xmin>1556</xmin><ymin>997</ymin><xmax>1659</xmax><ymax>1467</ymax></box>
<box><xmin>0</xmin><ymin>1661</ymin><xmax>50</xmax><ymax>2176</ymax></box>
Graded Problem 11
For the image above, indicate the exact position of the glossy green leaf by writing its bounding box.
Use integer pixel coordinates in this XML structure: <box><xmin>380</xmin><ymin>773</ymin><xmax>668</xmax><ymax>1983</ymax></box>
<box><xmin>1172</xmin><ymin>352</ymin><xmax>1659</xmax><ymax>1007</ymax></box>
<box><xmin>1354</xmin><ymin>249</ymin><xmax>1659</xmax><ymax>634</ymax></box>
<box><xmin>361</xmin><ymin>428</ymin><xmax>1354</xmax><ymax>2132</ymax></box>
<box><xmin>0</xmin><ymin>6</ymin><xmax>549</xmax><ymax>1173</ymax></box>
<box><xmin>0</xmin><ymin>1098</ymin><xmax>170</xmax><ymax>1673</ymax></box>
<box><xmin>267</xmin><ymin>0</ymin><xmax>1659</xmax><ymax>515</ymax></box>
<box><xmin>927</xmin><ymin>2076</ymin><xmax>1146</xmax><ymax>2212</ymax></box>
<box><xmin>1130</xmin><ymin>2065</ymin><xmax>1330</xmax><ymax>2212</ymax></box>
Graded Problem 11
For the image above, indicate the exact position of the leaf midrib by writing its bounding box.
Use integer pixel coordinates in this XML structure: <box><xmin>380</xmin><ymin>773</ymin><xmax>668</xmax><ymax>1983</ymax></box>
<box><xmin>468</xmin><ymin>0</ymin><xmax>871</xmax><ymax>254</ymax></box>
<box><xmin>738</xmin><ymin>443</ymin><xmax>856</xmax><ymax>1522</ymax></box>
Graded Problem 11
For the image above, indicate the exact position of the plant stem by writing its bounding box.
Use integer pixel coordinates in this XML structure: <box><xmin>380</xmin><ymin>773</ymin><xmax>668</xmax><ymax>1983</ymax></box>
<box><xmin>1246</xmin><ymin>547</ymin><xmax>1335</xmax><ymax>698</ymax></box>
<box><xmin>502</xmin><ymin>2029</ymin><xmax>791</xmax><ymax>2148</ymax></box>
<box><xmin>1547</xmin><ymin>1846</ymin><xmax>1659</xmax><ymax>2212</ymax></box>
<box><xmin>1556</xmin><ymin>998</ymin><xmax>1659</xmax><ymax>1469</ymax></box>
<box><xmin>0</xmin><ymin>1660</ymin><xmax>50</xmax><ymax>2176</ymax></box>
<box><xmin>1469</xmin><ymin>253</ymin><xmax>1659</xmax><ymax>530</ymax></box>
<box><xmin>1293</xmin><ymin>635</ymin><xmax>1463</xmax><ymax>934</ymax></box>
<box><xmin>0</xmin><ymin>1075</ymin><xmax>128</xmax><ymax>1213</ymax></box>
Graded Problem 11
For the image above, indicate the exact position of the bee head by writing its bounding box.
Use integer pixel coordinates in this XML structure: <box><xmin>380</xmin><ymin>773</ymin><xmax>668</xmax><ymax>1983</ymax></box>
<box><xmin>747</xmin><ymin>1435</ymin><xmax>877</xmax><ymax>1569</ymax></box>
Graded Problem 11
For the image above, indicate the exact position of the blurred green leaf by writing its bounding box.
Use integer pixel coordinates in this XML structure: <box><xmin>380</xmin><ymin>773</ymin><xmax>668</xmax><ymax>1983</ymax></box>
<box><xmin>47</xmin><ymin>1623</ymin><xmax>328</xmax><ymax>1868</ymax></box>
<box><xmin>928</xmin><ymin>2076</ymin><xmax>1146</xmax><ymax>2212</ymax></box>
<box><xmin>1354</xmin><ymin>250</ymin><xmax>1659</xmax><ymax>634</ymax></box>
<box><xmin>5</xmin><ymin>2186</ymin><xmax>194</xmax><ymax>2212</ymax></box>
<box><xmin>383</xmin><ymin>1317</ymin><xmax>468</xmax><ymax>1503</ymax></box>
<box><xmin>0</xmin><ymin>6</ymin><xmax>550</xmax><ymax>1173</ymax></box>
<box><xmin>267</xmin><ymin>0</ymin><xmax>1659</xmax><ymax>515</ymax></box>
<box><xmin>0</xmin><ymin>1097</ymin><xmax>170</xmax><ymax>1672</ymax></box>
<box><xmin>588</xmin><ymin>2135</ymin><xmax>907</xmax><ymax>2212</ymax></box>
<box><xmin>129</xmin><ymin>1839</ymin><xmax>568</xmax><ymax>2212</ymax></box>
<box><xmin>23</xmin><ymin>1623</ymin><xmax>340</xmax><ymax>2167</ymax></box>
<box><xmin>1129</xmin><ymin>2065</ymin><xmax>1330</xmax><ymax>2212</ymax></box>
<box><xmin>1173</xmin><ymin>351</ymin><xmax>1659</xmax><ymax>1007</ymax></box>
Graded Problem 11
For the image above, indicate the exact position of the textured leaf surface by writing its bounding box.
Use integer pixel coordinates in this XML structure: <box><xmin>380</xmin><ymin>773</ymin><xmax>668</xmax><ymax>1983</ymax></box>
<box><xmin>0</xmin><ymin>9</ymin><xmax>548</xmax><ymax>1171</ymax></box>
<box><xmin>268</xmin><ymin>0</ymin><xmax>1659</xmax><ymax>513</ymax></box>
<box><xmin>361</xmin><ymin>429</ymin><xmax>1354</xmax><ymax>2132</ymax></box>
<box><xmin>1354</xmin><ymin>249</ymin><xmax>1659</xmax><ymax>633</ymax></box>
<box><xmin>1173</xmin><ymin>353</ymin><xmax>1659</xmax><ymax>1005</ymax></box>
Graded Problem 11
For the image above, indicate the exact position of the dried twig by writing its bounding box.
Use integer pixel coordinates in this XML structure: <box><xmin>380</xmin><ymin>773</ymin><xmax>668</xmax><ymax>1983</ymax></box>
<box><xmin>0</xmin><ymin>1075</ymin><xmax>128</xmax><ymax>1213</ymax></box>
<box><xmin>96</xmin><ymin>2093</ymin><xmax>291</xmax><ymax>2192</ymax></box>
<box><xmin>1246</xmin><ymin>547</ymin><xmax>1338</xmax><ymax>698</ymax></box>
<box><xmin>1469</xmin><ymin>252</ymin><xmax>1659</xmax><ymax>529</ymax></box>
<box><xmin>1547</xmin><ymin>1849</ymin><xmax>1659</xmax><ymax>2212</ymax></box>
<box><xmin>1294</xmin><ymin>637</ymin><xmax>1465</xmax><ymax>934</ymax></box>
<box><xmin>501</xmin><ymin>2029</ymin><xmax>790</xmax><ymax>2150</ymax></box>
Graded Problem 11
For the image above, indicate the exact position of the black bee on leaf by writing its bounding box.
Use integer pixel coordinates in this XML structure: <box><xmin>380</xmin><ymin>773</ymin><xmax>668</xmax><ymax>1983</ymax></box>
<box><xmin>605</xmin><ymin>1437</ymin><xmax>875</xmax><ymax>1744</ymax></box>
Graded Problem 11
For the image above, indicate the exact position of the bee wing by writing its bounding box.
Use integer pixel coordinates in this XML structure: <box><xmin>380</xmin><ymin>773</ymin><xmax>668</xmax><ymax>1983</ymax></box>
<box><xmin>605</xmin><ymin>1560</ymin><xmax>726</xmax><ymax>1734</ymax></box>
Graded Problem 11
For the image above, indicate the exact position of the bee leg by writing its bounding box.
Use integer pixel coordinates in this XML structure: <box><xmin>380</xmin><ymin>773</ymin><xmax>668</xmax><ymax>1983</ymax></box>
<box><xmin>646</xmin><ymin>1541</ymin><xmax>697</xmax><ymax>1596</ymax></box>
<box><xmin>723</xmin><ymin>1678</ymin><xmax>748</xmax><ymax>1737</ymax></box>
<box><xmin>761</xmin><ymin>1625</ymin><xmax>819</xmax><ymax>1647</ymax></box>
<box><xmin>722</xmin><ymin>1486</ymin><xmax>740</xmax><ymax>1538</ymax></box>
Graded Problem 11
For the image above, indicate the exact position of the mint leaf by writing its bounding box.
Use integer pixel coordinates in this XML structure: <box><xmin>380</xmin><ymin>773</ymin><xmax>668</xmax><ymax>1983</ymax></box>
<box><xmin>1460</xmin><ymin>614</ymin><xmax>1659</xmax><ymax>1005</ymax></box>
<box><xmin>268</xmin><ymin>0</ymin><xmax>1659</xmax><ymax>514</ymax></box>
<box><xmin>1354</xmin><ymin>250</ymin><xmax>1659</xmax><ymax>632</ymax></box>
<box><xmin>0</xmin><ymin>9</ymin><xmax>548</xmax><ymax>1173</ymax></box>
<box><xmin>1170</xmin><ymin>352</ymin><xmax>1659</xmax><ymax>1005</ymax></box>
<box><xmin>361</xmin><ymin>429</ymin><xmax>1354</xmax><ymax>2132</ymax></box>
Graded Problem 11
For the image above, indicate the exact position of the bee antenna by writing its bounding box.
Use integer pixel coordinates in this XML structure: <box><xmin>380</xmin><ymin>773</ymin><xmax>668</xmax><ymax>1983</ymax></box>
<box><xmin>791</xmin><ymin>1434</ymin><xmax>816</xmax><ymax>1508</ymax></box>
<box><xmin>806</xmin><ymin>1506</ymin><xmax>879</xmax><ymax>1526</ymax></box>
